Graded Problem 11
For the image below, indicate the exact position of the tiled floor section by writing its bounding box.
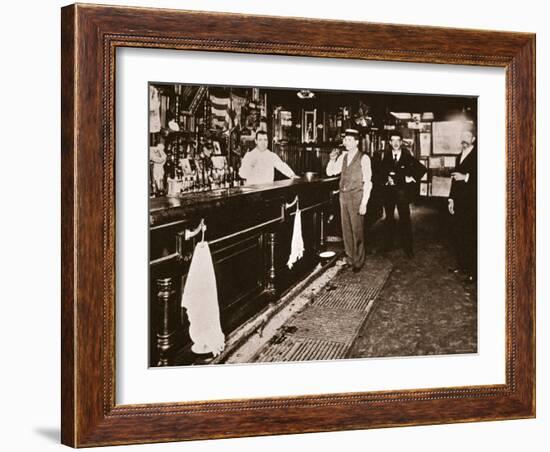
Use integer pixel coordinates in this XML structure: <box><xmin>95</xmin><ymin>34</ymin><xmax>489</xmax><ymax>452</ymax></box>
<box><xmin>251</xmin><ymin>256</ymin><xmax>393</xmax><ymax>363</ymax></box>
<box><xmin>348</xmin><ymin>204</ymin><xmax>478</xmax><ymax>358</ymax></box>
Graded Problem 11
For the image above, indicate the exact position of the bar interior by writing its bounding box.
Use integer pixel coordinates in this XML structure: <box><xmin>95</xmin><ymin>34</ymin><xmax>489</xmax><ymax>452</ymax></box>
<box><xmin>148</xmin><ymin>83</ymin><xmax>477</xmax><ymax>366</ymax></box>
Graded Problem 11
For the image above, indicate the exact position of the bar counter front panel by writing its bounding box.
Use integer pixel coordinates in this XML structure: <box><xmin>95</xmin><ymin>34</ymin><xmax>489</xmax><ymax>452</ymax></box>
<box><xmin>149</xmin><ymin>177</ymin><xmax>339</xmax><ymax>366</ymax></box>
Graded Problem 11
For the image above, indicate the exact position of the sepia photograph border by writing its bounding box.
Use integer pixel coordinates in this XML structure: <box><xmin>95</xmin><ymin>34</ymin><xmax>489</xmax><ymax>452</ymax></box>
<box><xmin>61</xmin><ymin>3</ymin><xmax>535</xmax><ymax>447</ymax></box>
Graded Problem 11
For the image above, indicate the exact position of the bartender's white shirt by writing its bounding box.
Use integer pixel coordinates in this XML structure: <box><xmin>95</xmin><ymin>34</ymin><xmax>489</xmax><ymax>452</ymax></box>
<box><xmin>239</xmin><ymin>148</ymin><xmax>296</xmax><ymax>185</ymax></box>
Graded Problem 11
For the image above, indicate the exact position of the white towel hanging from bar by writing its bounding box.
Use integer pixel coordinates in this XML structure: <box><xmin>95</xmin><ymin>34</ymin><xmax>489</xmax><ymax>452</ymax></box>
<box><xmin>181</xmin><ymin>222</ymin><xmax>225</xmax><ymax>356</ymax></box>
<box><xmin>287</xmin><ymin>197</ymin><xmax>304</xmax><ymax>269</ymax></box>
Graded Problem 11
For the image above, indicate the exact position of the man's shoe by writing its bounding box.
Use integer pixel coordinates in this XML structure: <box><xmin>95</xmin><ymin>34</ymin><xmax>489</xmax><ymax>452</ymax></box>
<box><xmin>338</xmin><ymin>259</ymin><xmax>351</xmax><ymax>269</ymax></box>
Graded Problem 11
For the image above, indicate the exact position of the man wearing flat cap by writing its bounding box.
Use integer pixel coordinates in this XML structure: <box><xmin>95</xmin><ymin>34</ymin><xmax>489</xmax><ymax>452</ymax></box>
<box><xmin>326</xmin><ymin>129</ymin><xmax>372</xmax><ymax>272</ymax></box>
<box><xmin>379</xmin><ymin>130</ymin><xmax>426</xmax><ymax>257</ymax></box>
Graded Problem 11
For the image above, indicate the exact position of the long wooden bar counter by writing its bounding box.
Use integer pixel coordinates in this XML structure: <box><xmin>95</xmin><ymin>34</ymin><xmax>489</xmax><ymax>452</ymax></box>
<box><xmin>149</xmin><ymin>176</ymin><xmax>340</xmax><ymax>366</ymax></box>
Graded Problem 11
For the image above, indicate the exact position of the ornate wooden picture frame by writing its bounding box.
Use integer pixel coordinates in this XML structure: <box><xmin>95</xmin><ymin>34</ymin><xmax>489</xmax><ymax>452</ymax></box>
<box><xmin>61</xmin><ymin>3</ymin><xmax>535</xmax><ymax>447</ymax></box>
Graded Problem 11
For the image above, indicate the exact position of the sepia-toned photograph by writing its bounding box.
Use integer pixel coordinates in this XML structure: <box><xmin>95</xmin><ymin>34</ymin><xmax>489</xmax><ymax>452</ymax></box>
<box><xmin>148</xmin><ymin>82</ymin><xmax>478</xmax><ymax>367</ymax></box>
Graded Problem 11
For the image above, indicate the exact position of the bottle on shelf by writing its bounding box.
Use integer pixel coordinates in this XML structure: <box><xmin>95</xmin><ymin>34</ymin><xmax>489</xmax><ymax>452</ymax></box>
<box><xmin>230</xmin><ymin>167</ymin><xmax>237</xmax><ymax>188</ymax></box>
<box><xmin>194</xmin><ymin>171</ymin><xmax>200</xmax><ymax>192</ymax></box>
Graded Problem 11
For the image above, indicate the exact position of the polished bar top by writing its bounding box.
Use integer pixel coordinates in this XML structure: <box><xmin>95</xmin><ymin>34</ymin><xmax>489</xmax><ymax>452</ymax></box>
<box><xmin>149</xmin><ymin>176</ymin><xmax>339</xmax><ymax>227</ymax></box>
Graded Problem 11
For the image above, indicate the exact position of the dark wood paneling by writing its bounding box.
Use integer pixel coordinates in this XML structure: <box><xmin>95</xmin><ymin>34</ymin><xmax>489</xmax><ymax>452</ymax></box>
<box><xmin>148</xmin><ymin>178</ymin><xmax>337</xmax><ymax>366</ymax></box>
<box><xmin>213</xmin><ymin>234</ymin><xmax>265</xmax><ymax>313</ymax></box>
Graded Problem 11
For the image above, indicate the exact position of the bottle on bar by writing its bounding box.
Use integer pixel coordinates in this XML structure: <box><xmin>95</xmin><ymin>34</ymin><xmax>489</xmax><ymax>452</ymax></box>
<box><xmin>194</xmin><ymin>171</ymin><xmax>200</xmax><ymax>192</ymax></box>
<box><xmin>208</xmin><ymin>168</ymin><xmax>214</xmax><ymax>190</ymax></box>
<box><xmin>228</xmin><ymin>167</ymin><xmax>234</xmax><ymax>188</ymax></box>
<box><xmin>224</xmin><ymin>169</ymin><xmax>229</xmax><ymax>189</ymax></box>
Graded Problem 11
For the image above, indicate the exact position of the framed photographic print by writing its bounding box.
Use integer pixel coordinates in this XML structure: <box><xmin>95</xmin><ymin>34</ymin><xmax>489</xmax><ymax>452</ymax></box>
<box><xmin>302</xmin><ymin>109</ymin><xmax>317</xmax><ymax>143</ymax></box>
<box><xmin>61</xmin><ymin>3</ymin><xmax>535</xmax><ymax>447</ymax></box>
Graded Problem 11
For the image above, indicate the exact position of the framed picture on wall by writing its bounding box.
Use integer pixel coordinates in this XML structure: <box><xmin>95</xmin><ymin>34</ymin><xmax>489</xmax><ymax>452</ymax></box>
<box><xmin>61</xmin><ymin>4</ymin><xmax>535</xmax><ymax>447</ymax></box>
<box><xmin>302</xmin><ymin>109</ymin><xmax>317</xmax><ymax>143</ymax></box>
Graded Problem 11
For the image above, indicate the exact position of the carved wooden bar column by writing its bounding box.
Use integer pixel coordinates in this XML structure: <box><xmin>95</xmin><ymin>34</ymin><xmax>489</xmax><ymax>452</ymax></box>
<box><xmin>265</xmin><ymin>232</ymin><xmax>277</xmax><ymax>296</ymax></box>
<box><xmin>320</xmin><ymin>210</ymin><xmax>326</xmax><ymax>249</ymax></box>
<box><xmin>156</xmin><ymin>277</ymin><xmax>175</xmax><ymax>366</ymax></box>
<box><xmin>311</xmin><ymin>210</ymin><xmax>320</xmax><ymax>255</ymax></box>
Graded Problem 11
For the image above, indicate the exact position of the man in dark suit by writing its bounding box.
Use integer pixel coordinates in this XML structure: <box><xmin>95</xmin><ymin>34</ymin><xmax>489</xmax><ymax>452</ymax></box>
<box><xmin>448</xmin><ymin>129</ymin><xmax>477</xmax><ymax>281</ymax></box>
<box><xmin>364</xmin><ymin>149</ymin><xmax>384</xmax><ymax>254</ymax></box>
<box><xmin>379</xmin><ymin>131</ymin><xmax>427</xmax><ymax>257</ymax></box>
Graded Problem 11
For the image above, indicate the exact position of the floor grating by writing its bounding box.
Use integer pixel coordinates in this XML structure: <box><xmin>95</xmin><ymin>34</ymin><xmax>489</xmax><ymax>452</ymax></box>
<box><xmin>254</xmin><ymin>337</ymin><xmax>350</xmax><ymax>363</ymax></box>
<box><xmin>251</xmin><ymin>257</ymin><xmax>393</xmax><ymax>363</ymax></box>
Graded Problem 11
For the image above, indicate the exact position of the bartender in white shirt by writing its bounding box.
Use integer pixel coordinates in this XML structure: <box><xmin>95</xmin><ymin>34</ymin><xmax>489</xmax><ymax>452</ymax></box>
<box><xmin>239</xmin><ymin>130</ymin><xmax>298</xmax><ymax>185</ymax></box>
<box><xmin>326</xmin><ymin>129</ymin><xmax>372</xmax><ymax>272</ymax></box>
